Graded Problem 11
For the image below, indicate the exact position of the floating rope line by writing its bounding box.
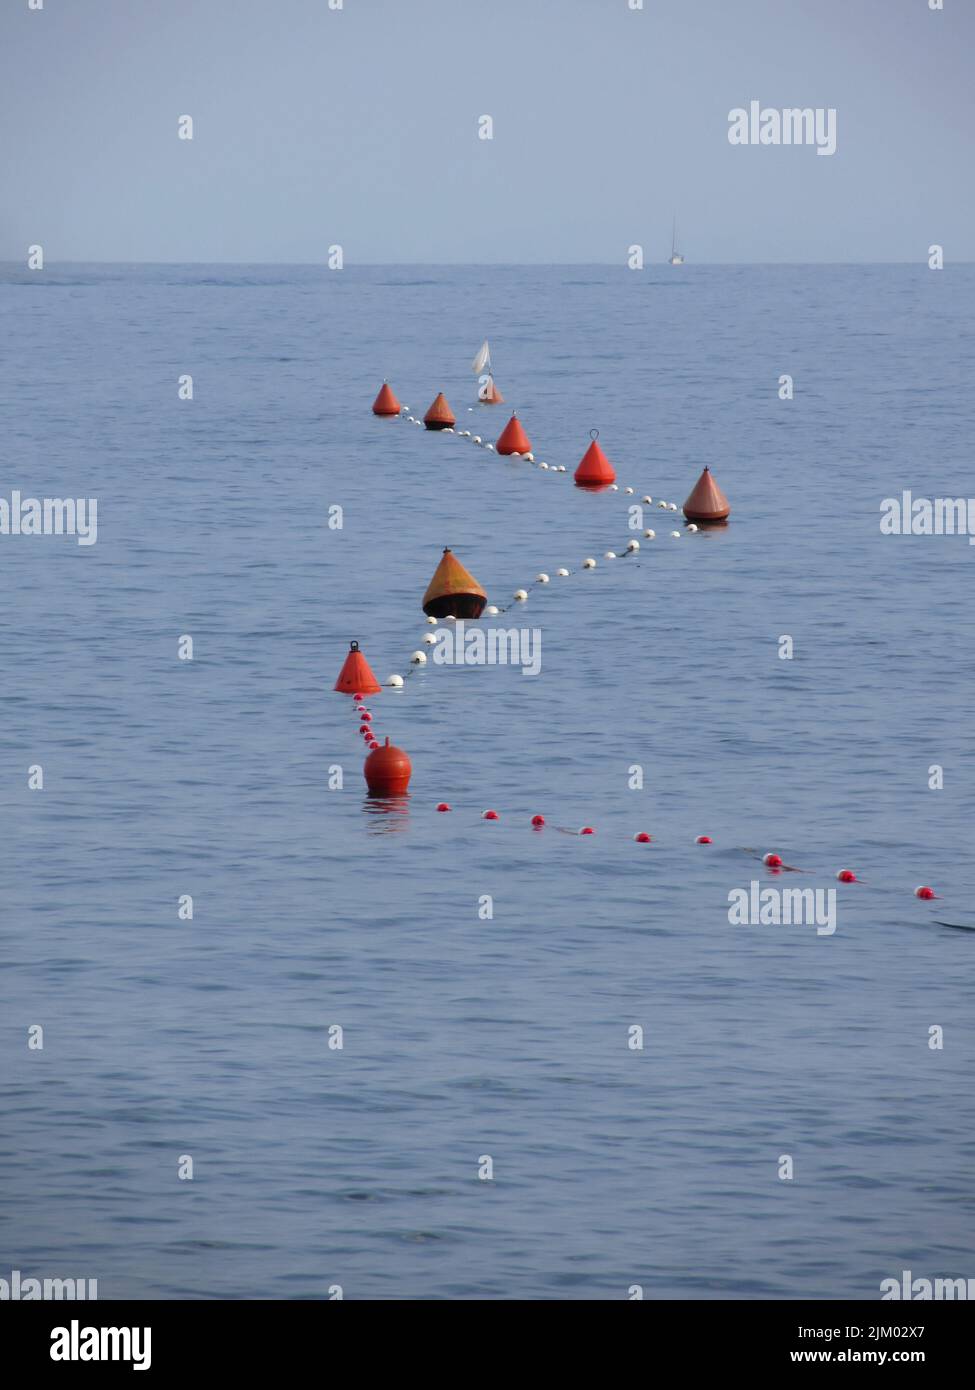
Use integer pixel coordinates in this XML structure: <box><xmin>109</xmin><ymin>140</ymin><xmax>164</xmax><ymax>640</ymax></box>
<box><xmin>417</xmin><ymin>802</ymin><xmax>953</xmax><ymax>909</ymax></box>
<box><xmin>395</xmin><ymin>404</ymin><xmax>688</xmax><ymax>514</ymax></box>
<box><xmin>353</xmin><ymin>395</ymin><xmax>952</xmax><ymax>905</ymax></box>
<box><xmin>383</xmin><ymin>404</ymin><xmax>694</xmax><ymax>670</ymax></box>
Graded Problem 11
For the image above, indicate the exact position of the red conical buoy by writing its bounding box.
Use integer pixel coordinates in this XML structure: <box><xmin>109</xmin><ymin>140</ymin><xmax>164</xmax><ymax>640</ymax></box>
<box><xmin>683</xmin><ymin>466</ymin><xmax>730</xmax><ymax>524</ymax></box>
<box><xmin>364</xmin><ymin>736</ymin><xmax>411</xmax><ymax>795</ymax></box>
<box><xmin>372</xmin><ymin>381</ymin><xmax>401</xmax><ymax>416</ymax></box>
<box><xmin>424</xmin><ymin>392</ymin><xmax>456</xmax><ymax>430</ymax></box>
<box><xmin>334</xmin><ymin>641</ymin><xmax>382</xmax><ymax>695</ymax></box>
<box><xmin>479</xmin><ymin>377</ymin><xmax>504</xmax><ymax>404</ymax></box>
<box><xmin>574</xmin><ymin>430</ymin><xmax>616</xmax><ymax>490</ymax></box>
<box><xmin>495</xmin><ymin>414</ymin><xmax>531</xmax><ymax>456</ymax></box>
<box><xmin>422</xmin><ymin>547</ymin><xmax>487</xmax><ymax>619</ymax></box>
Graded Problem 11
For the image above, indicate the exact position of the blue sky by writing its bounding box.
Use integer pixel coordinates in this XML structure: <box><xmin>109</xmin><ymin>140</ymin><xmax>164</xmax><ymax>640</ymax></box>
<box><xmin>1</xmin><ymin>0</ymin><xmax>972</xmax><ymax>263</ymax></box>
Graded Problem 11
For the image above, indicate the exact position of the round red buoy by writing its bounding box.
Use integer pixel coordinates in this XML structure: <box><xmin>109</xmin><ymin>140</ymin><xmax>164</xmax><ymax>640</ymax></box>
<box><xmin>368</xmin><ymin>741</ymin><xmax>379</xmax><ymax>751</ymax></box>
<box><xmin>436</xmin><ymin>802</ymin><xmax>451</xmax><ymax>812</ymax></box>
<box><xmin>580</xmin><ymin>826</ymin><xmax>595</xmax><ymax>835</ymax></box>
<box><xmin>683</xmin><ymin>466</ymin><xmax>730</xmax><ymax>525</ymax></box>
<box><xmin>763</xmin><ymin>852</ymin><xmax>783</xmax><ymax>867</ymax></box>
<box><xmin>531</xmin><ymin>814</ymin><xmax>545</xmax><ymax>827</ymax></box>
<box><xmin>574</xmin><ymin>430</ymin><xmax>616</xmax><ymax>490</ymax></box>
<box><xmin>364</xmin><ymin>736</ymin><xmax>411</xmax><ymax>795</ymax></box>
<box><xmin>482</xmin><ymin>809</ymin><xmax>499</xmax><ymax>820</ymax></box>
<box><xmin>359</xmin><ymin>711</ymin><xmax>373</xmax><ymax>722</ymax></box>
<box><xmin>914</xmin><ymin>885</ymin><xmax>938</xmax><ymax>900</ymax></box>
<box><xmin>695</xmin><ymin>835</ymin><xmax>712</xmax><ymax>844</ymax></box>
<box><xmin>634</xmin><ymin>832</ymin><xmax>652</xmax><ymax>843</ymax></box>
<box><xmin>836</xmin><ymin>869</ymin><xmax>858</xmax><ymax>883</ymax></box>
<box><xmin>359</xmin><ymin>725</ymin><xmax>372</xmax><ymax>736</ymax></box>
<box><xmin>423</xmin><ymin>392</ymin><xmax>456</xmax><ymax>430</ymax></box>
<box><xmin>495</xmin><ymin>413</ymin><xmax>532</xmax><ymax>456</ymax></box>
<box><xmin>352</xmin><ymin>692</ymin><xmax>364</xmax><ymax>702</ymax></box>
<box><xmin>335</xmin><ymin>642</ymin><xmax>382</xmax><ymax>696</ymax></box>
<box><xmin>372</xmin><ymin>381</ymin><xmax>401</xmax><ymax>416</ymax></box>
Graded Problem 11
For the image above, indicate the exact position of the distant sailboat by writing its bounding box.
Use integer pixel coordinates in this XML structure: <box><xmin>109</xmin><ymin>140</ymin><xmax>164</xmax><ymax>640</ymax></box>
<box><xmin>668</xmin><ymin>216</ymin><xmax>684</xmax><ymax>266</ymax></box>
<box><xmin>472</xmin><ymin>339</ymin><xmax>504</xmax><ymax>403</ymax></box>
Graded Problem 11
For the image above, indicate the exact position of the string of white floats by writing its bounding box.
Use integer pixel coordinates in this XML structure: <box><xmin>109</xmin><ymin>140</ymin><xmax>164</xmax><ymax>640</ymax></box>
<box><xmin>387</xmin><ymin>403</ymin><xmax>696</xmax><ymax>682</ymax></box>
<box><xmin>366</xmin><ymin>409</ymin><xmax>953</xmax><ymax>910</ymax></box>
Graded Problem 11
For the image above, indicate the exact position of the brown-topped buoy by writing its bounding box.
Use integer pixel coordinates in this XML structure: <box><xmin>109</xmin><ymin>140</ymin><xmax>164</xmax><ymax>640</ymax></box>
<box><xmin>422</xmin><ymin>547</ymin><xmax>487</xmax><ymax>619</ymax></box>
<box><xmin>574</xmin><ymin>430</ymin><xmax>616</xmax><ymax>490</ymax></box>
<box><xmin>364</xmin><ymin>736</ymin><xmax>412</xmax><ymax>795</ymax></box>
<box><xmin>683</xmin><ymin>466</ymin><xmax>730</xmax><ymax>524</ymax></box>
<box><xmin>495</xmin><ymin>413</ymin><xmax>531</xmax><ymax>455</ymax></box>
<box><xmin>334</xmin><ymin>641</ymin><xmax>382</xmax><ymax>695</ymax></box>
<box><xmin>372</xmin><ymin>381</ymin><xmax>401</xmax><ymax>416</ymax></box>
<box><xmin>424</xmin><ymin>392</ymin><xmax>456</xmax><ymax>430</ymax></box>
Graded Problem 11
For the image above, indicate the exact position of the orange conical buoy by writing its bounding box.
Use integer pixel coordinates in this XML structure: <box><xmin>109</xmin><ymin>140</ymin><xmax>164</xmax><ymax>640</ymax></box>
<box><xmin>334</xmin><ymin>641</ymin><xmax>382</xmax><ymax>695</ymax></box>
<box><xmin>683</xmin><ymin>466</ymin><xmax>730</xmax><ymax>524</ymax></box>
<box><xmin>364</xmin><ymin>736</ymin><xmax>412</xmax><ymax>795</ymax></box>
<box><xmin>495</xmin><ymin>413</ymin><xmax>531</xmax><ymax>455</ymax></box>
<box><xmin>424</xmin><ymin>392</ymin><xmax>456</xmax><ymax>430</ymax></box>
<box><xmin>421</xmin><ymin>547</ymin><xmax>487</xmax><ymax>619</ymax></box>
<box><xmin>574</xmin><ymin>430</ymin><xmax>616</xmax><ymax>489</ymax></box>
<box><xmin>372</xmin><ymin>381</ymin><xmax>401</xmax><ymax>416</ymax></box>
<box><xmin>478</xmin><ymin>377</ymin><xmax>504</xmax><ymax>404</ymax></box>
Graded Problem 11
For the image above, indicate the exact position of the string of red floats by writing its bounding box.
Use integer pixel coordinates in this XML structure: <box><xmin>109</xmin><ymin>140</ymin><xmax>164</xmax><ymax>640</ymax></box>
<box><xmin>336</xmin><ymin>383</ymin><xmax>942</xmax><ymax>907</ymax></box>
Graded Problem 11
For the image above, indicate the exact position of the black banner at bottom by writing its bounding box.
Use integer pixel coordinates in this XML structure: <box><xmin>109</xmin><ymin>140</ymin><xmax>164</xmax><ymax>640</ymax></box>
<box><xmin>1</xmin><ymin>1298</ymin><xmax>969</xmax><ymax>1374</ymax></box>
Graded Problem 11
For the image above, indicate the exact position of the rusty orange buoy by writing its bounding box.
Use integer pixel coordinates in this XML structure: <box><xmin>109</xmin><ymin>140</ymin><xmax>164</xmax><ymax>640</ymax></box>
<box><xmin>364</xmin><ymin>736</ymin><xmax>412</xmax><ymax>795</ymax></box>
<box><xmin>424</xmin><ymin>392</ymin><xmax>456</xmax><ymax>430</ymax></box>
<box><xmin>421</xmin><ymin>547</ymin><xmax>487</xmax><ymax>619</ymax></box>
<box><xmin>683</xmin><ymin>466</ymin><xmax>730</xmax><ymax>524</ymax></box>
<box><xmin>372</xmin><ymin>381</ymin><xmax>401</xmax><ymax>416</ymax></box>
<box><xmin>335</xmin><ymin>641</ymin><xmax>382</xmax><ymax>695</ymax></box>
<box><xmin>574</xmin><ymin>430</ymin><xmax>616</xmax><ymax>490</ymax></box>
<box><xmin>479</xmin><ymin>377</ymin><xmax>504</xmax><ymax>404</ymax></box>
<box><xmin>495</xmin><ymin>413</ymin><xmax>531</xmax><ymax>456</ymax></box>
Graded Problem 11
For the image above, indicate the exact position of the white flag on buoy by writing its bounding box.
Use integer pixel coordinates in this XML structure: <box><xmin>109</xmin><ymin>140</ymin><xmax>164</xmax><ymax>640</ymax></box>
<box><xmin>471</xmin><ymin>339</ymin><xmax>491</xmax><ymax>374</ymax></box>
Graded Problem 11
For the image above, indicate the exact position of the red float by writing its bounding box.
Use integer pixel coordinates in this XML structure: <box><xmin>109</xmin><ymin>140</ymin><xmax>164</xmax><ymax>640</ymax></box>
<box><xmin>683</xmin><ymin>466</ymin><xmax>730</xmax><ymax>525</ymax></box>
<box><xmin>423</xmin><ymin>392</ymin><xmax>456</xmax><ymax>430</ymax></box>
<box><xmin>334</xmin><ymin>642</ymin><xmax>382</xmax><ymax>695</ymax></box>
<box><xmin>574</xmin><ymin>431</ymin><xmax>616</xmax><ymax>490</ymax></box>
<box><xmin>372</xmin><ymin>381</ymin><xmax>401</xmax><ymax>416</ymax></box>
<box><xmin>495</xmin><ymin>414</ymin><xmax>532</xmax><ymax>456</ymax></box>
<box><xmin>364</xmin><ymin>737</ymin><xmax>412</xmax><ymax>795</ymax></box>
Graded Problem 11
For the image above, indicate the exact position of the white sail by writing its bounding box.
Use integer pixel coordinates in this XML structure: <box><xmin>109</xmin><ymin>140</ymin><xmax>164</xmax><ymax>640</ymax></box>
<box><xmin>471</xmin><ymin>339</ymin><xmax>491</xmax><ymax>374</ymax></box>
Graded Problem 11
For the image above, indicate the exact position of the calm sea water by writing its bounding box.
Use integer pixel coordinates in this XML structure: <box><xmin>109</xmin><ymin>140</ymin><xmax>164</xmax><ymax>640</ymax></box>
<box><xmin>2</xmin><ymin>263</ymin><xmax>973</xmax><ymax>1300</ymax></box>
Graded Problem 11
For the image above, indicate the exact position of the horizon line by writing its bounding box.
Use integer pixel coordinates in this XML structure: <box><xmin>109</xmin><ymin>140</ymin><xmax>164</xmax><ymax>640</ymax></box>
<box><xmin>2</xmin><ymin>258</ymin><xmax>971</xmax><ymax>269</ymax></box>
